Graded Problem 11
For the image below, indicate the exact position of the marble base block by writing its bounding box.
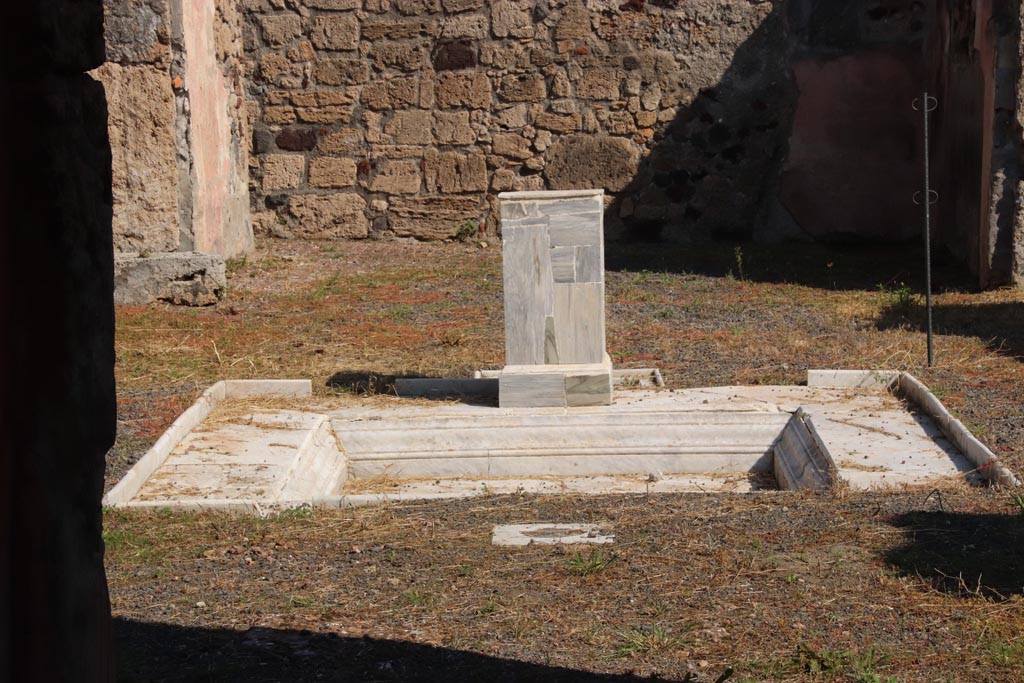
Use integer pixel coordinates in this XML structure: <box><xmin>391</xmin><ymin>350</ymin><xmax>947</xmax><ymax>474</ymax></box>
<box><xmin>499</xmin><ymin>355</ymin><xmax>613</xmax><ymax>408</ymax></box>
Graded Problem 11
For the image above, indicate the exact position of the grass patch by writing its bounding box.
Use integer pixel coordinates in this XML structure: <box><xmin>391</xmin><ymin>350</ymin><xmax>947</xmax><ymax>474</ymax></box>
<box><xmin>401</xmin><ymin>589</ymin><xmax>433</xmax><ymax>607</ymax></box>
<box><xmin>568</xmin><ymin>548</ymin><xmax>616</xmax><ymax>577</ymax></box>
<box><xmin>612</xmin><ymin>625</ymin><xmax>679</xmax><ymax>659</ymax></box>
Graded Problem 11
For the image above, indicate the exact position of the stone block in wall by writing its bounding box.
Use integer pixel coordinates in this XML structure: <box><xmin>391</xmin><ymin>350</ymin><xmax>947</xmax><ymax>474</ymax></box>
<box><xmin>364</xmin><ymin>111</ymin><xmax>386</xmax><ymax>142</ymax></box>
<box><xmin>363</xmin><ymin>77</ymin><xmax>427</xmax><ymax>110</ymax></box>
<box><xmin>481</xmin><ymin>42</ymin><xmax>529</xmax><ymax>69</ymax></box>
<box><xmin>314</xmin><ymin>58</ymin><xmax>369</xmax><ymax>85</ymax></box>
<box><xmin>371</xmin><ymin>41</ymin><xmax>429</xmax><ymax>71</ymax></box>
<box><xmin>536</xmin><ymin>112</ymin><xmax>581</xmax><ymax>133</ymax></box>
<box><xmin>424</xmin><ymin>150</ymin><xmax>488</xmax><ymax>193</ymax></box>
<box><xmin>492</xmin><ymin>169</ymin><xmax>517</xmax><ymax>192</ymax></box>
<box><xmin>492</xmin><ymin>0</ymin><xmax>534</xmax><ymax>38</ymax></box>
<box><xmin>443</xmin><ymin>0</ymin><xmax>484</xmax><ymax>11</ymax></box>
<box><xmin>433</xmin><ymin>111</ymin><xmax>476</xmax><ymax>144</ymax></box>
<box><xmin>305</xmin><ymin>0</ymin><xmax>361</xmax><ymax>9</ymax></box>
<box><xmin>555</xmin><ymin>4</ymin><xmax>592</xmax><ymax>41</ymax></box>
<box><xmin>495</xmin><ymin>104</ymin><xmax>534</xmax><ymax>128</ymax></box>
<box><xmin>635</xmin><ymin>110</ymin><xmax>657</xmax><ymax>128</ymax></box>
<box><xmin>309</xmin><ymin>157</ymin><xmax>358</xmax><ymax>188</ymax></box>
<box><xmin>493</xmin><ymin>133</ymin><xmax>533</xmax><ymax>160</ymax></box>
<box><xmin>252</xmin><ymin>210</ymin><xmax>280</xmax><ymax>235</ymax></box>
<box><xmin>319</xmin><ymin>128</ymin><xmax>363</xmax><ymax>153</ymax></box>
<box><xmin>394</xmin><ymin>0</ymin><xmax>442</xmax><ymax>15</ymax></box>
<box><xmin>578</xmin><ymin>69</ymin><xmax>623</xmax><ymax>100</ymax></box>
<box><xmin>604</xmin><ymin>110</ymin><xmax>636</xmax><ymax>135</ymax></box>
<box><xmin>262</xmin><ymin>154</ymin><xmax>305</xmax><ymax>191</ymax></box>
<box><xmin>551</xmin><ymin>70</ymin><xmax>571</xmax><ymax>97</ymax></box>
<box><xmin>288</xmin><ymin>193</ymin><xmax>369</xmax><ymax>238</ymax></box>
<box><xmin>549</xmin><ymin>99</ymin><xmax>577</xmax><ymax>114</ymax></box>
<box><xmin>289</xmin><ymin>87</ymin><xmax>358</xmax><ymax>106</ymax></box>
<box><xmin>545</xmin><ymin>135</ymin><xmax>640</xmax><ymax>193</ymax></box>
<box><xmin>370</xmin><ymin>145</ymin><xmax>430</xmax><ymax>159</ymax></box>
<box><xmin>534</xmin><ymin>130</ymin><xmax>553</xmax><ymax>151</ymax></box>
<box><xmin>389</xmin><ymin>195</ymin><xmax>481</xmax><ymax>240</ymax></box>
<box><xmin>436</xmin><ymin>72</ymin><xmax>492</xmax><ymax>108</ymax></box>
<box><xmin>285</xmin><ymin>40</ymin><xmax>315</xmax><ymax>62</ymax></box>
<box><xmin>260</xmin><ymin>52</ymin><xmax>305</xmax><ymax>88</ymax></box>
<box><xmin>276</xmin><ymin>127</ymin><xmax>319</xmax><ymax>151</ymax></box>
<box><xmin>366</xmin><ymin>159</ymin><xmax>423</xmax><ymax>194</ymax></box>
<box><xmin>104</xmin><ymin>0</ymin><xmax>170</xmax><ymax>65</ymax></box>
<box><xmin>264</xmin><ymin>105</ymin><xmax>298</xmax><ymax>125</ymax></box>
<box><xmin>498</xmin><ymin>74</ymin><xmax>547</xmax><ymax>102</ymax></box>
<box><xmin>259</xmin><ymin>14</ymin><xmax>303</xmax><ymax>46</ymax></box>
<box><xmin>385</xmin><ymin>110</ymin><xmax>434</xmax><ymax>145</ymax></box>
<box><xmin>311</xmin><ymin>14</ymin><xmax>360</xmax><ymax>51</ymax></box>
<box><xmin>296</xmin><ymin>103</ymin><xmax>354</xmax><ymax>124</ymax></box>
<box><xmin>440</xmin><ymin>14</ymin><xmax>489</xmax><ymax>39</ymax></box>
<box><xmin>113</xmin><ymin>253</ymin><xmax>226</xmax><ymax>306</ymax></box>
<box><xmin>94</xmin><ymin>62</ymin><xmax>179</xmax><ymax>253</ymax></box>
<box><xmin>362</xmin><ymin>18</ymin><xmax>439</xmax><ymax>41</ymax></box>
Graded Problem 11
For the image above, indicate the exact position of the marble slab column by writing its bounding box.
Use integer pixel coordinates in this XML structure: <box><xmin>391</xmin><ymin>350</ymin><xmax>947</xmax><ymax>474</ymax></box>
<box><xmin>498</xmin><ymin>190</ymin><xmax>613</xmax><ymax>408</ymax></box>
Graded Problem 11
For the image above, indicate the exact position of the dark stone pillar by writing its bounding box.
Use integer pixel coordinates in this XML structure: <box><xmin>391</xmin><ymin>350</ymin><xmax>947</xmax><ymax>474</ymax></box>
<box><xmin>1</xmin><ymin>2</ymin><xmax>116</xmax><ymax>681</ymax></box>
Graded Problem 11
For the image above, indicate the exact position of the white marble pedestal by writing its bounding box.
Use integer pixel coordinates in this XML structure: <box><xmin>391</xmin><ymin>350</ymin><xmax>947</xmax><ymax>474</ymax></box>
<box><xmin>498</xmin><ymin>190</ymin><xmax>612</xmax><ymax>408</ymax></box>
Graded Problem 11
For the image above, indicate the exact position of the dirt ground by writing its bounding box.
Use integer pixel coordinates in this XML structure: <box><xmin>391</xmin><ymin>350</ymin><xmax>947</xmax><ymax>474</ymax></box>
<box><xmin>107</xmin><ymin>237</ymin><xmax>1024</xmax><ymax>682</ymax></box>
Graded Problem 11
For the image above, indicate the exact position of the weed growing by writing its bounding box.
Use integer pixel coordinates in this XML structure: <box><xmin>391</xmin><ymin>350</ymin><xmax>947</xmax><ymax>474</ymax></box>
<box><xmin>568</xmin><ymin>548</ymin><xmax>616</xmax><ymax>577</ymax></box>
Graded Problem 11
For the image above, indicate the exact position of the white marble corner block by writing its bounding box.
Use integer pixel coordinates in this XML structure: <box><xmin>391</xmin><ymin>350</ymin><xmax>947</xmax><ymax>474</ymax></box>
<box><xmin>498</xmin><ymin>190</ymin><xmax>612</xmax><ymax>408</ymax></box>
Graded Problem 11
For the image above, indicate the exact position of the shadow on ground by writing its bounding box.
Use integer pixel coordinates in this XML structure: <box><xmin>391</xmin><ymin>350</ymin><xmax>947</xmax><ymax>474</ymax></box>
<box><xmin>604</xmin><ymin>242</ymin><xmax>975</xmax><ymax>294</ymax></box>
<box><xmin>876</xmin><ymin>301</ymin><xmax>1024</xmax><ymax>360</ymax></box>
<box><xmin>326</xmin><ymin>370</ymin><xmax>499</xmax><ymax>406</ymax></box>
<box><xmin>114</xmin><ymin>618</ymin><xmax>671</xmax><ymax>683</ymax></box>
<box><xmin>326</xmin><ymin>370</ymin><xmax>416</xmax><ymax>395</ymax></box>
<box><xmin>883</xmin><ymin>510</ymin><xmax>1024</xmax><ymax>599</ymax></box>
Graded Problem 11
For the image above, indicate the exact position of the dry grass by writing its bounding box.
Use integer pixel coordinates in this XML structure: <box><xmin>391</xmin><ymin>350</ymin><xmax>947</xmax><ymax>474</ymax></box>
<box><xmin>106</xmin><ymin>490</ymin><xmax>1024</xmax><ymax>682</ymax></box>
<box><xmin>107</xmin><ymin>237</ymin><xmax>1024</xmax><ymax>681</ymax></box>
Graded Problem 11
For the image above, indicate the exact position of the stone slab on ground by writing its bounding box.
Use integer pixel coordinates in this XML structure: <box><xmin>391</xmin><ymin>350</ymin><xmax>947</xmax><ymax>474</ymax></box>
<box><xmin>114</xmin><ymin>252</ymin><xmax>226</xmax><ymax>306</ymax></box>
<box><xmin>491</xmin><ymin>523</ymin><xmax>614</xmax><ymax>546</ymax></box>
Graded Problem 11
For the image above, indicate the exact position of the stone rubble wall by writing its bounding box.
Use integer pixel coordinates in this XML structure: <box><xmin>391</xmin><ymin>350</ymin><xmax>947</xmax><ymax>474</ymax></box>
<box><xmin>241</xmin><ymin>0</ymin><xmax>790</xmax><ymax>242</ymax></box>
<box><xmin>94</xmin><ymin>0</ymin><xmax>180</xmax><ymax>254</ymax></box>
<box><xmin>95</xmin><ymin>0</ymin><xmax>253</xmax><ymax>261</ymax></box>
<box><xmin>97</xmin><ymin>0</ymin><xmax>254</xmax><ymax>305</ymax></box>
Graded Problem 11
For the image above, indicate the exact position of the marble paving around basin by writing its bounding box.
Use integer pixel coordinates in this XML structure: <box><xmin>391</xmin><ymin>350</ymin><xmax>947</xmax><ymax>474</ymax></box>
<box><xmin>111</xmin><ymin>384</ymin><xmax>986</xmax><ymax>509</ymax></box>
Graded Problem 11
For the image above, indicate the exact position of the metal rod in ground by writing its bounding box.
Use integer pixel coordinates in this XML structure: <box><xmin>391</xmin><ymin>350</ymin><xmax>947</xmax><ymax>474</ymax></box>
<box><xmin>921</xmin><ymin>90</ymin><xmax>935</xmax><ymax>367</ymax></box>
